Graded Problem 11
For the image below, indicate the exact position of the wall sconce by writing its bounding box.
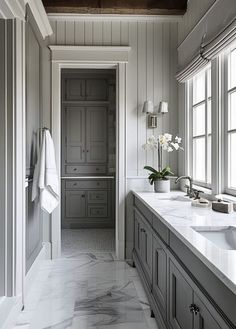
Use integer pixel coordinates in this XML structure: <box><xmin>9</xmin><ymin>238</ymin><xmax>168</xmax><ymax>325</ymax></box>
<box><xmin>159</xmin><ymin>101</ymin><xmax>168</xmax><ymax>114</ymax></box>
<box><xmin>142</xmin><ymin>100</ymin><xmax>157</xmax><ymax>128</ymax></box>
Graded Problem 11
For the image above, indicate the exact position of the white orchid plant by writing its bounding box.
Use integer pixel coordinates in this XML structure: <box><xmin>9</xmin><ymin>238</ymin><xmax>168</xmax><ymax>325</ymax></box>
<box><xmin>143</xmin><ymin>133</ymin><xmax>183</xmax><ymax>184</ymax></box>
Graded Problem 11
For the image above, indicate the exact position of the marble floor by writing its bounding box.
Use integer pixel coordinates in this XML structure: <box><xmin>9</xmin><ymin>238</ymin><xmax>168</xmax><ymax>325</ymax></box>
<box><xmin>13</xmin><ymin>230</ymin><xmax>158</xmax><ymax>329</ymax></box>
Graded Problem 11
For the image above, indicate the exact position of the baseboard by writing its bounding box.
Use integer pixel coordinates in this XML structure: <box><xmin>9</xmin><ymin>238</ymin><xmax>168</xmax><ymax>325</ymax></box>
<box><xmin>0</xmin><ymin>296</ymin><xmax>22</xmax><ymax>329</ymax></box>
<box><xmin>25</xmin><ymin>242</ymin><xmax>51</xmax><ymax>297</ymax></box>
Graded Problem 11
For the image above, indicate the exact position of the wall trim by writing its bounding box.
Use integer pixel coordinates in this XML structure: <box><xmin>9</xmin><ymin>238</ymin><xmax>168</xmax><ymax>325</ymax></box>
<box><xmin>47</xmin><ymin>13</ymin><xmax>182</xmax><ymax>22</ymax></box>
<box><xmin>49</xmin><ymin>45</ymin><xmax>131</xmax><ymax>63</ymax></box>
<box><xmin>50</xmin><ymin>46</ymin><xmax>127</xmax><ymax>260</ymax></box>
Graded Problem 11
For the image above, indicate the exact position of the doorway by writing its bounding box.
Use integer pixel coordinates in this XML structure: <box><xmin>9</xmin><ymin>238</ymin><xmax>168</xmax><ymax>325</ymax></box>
<box><xmin>60</xmin><ymin>68</ymin><xmax>116</xmax><ymax>256</ymax></box>
<box><xmin>50</xmin><ymin>46</ymin><xmax>129</xmax><ymax>260</ymax></box>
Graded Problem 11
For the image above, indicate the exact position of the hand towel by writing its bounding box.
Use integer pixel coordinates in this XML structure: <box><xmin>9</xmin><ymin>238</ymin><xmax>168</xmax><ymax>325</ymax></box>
<box><xmin>32</xmin><ymin>129</ymin><xmax>59</xmax><ymax>214</ymax></box>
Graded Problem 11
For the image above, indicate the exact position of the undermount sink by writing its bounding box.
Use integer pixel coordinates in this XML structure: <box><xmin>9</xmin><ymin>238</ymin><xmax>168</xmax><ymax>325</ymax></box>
<box><xmin>169</xmin><ymin>195</ymin><xmax>192</xmax><ymax>202</ymax></box>
<box><xmin>191</xmin><ymin>226</ymin><xmax>236</xmax><ymax>250</ymax></box>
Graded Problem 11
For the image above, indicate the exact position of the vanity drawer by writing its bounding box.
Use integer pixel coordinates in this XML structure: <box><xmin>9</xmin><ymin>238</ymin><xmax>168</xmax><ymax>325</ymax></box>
<box><xmin>88</xmin><ymin>191</ymin><xmax>108</xmax><ymax>203</ymax></box>
<box><xmin>65</xmin><ymin>180</ymin><xmax>108</xmax><ymax>189</ymax></box>
<box><xmin>153</xmin><ymin>214</ymin><xmax>169</xmax><ymax>245</ymax></box>
<box><xmin>66</xmin><ymin>165</ymin><xmax>106</xmax><ymax>175</ymax></box>
<box><xmin>88</xmin><ymin>205</ymin><xmax>108</xmax><ymax>217</ymax></box>
<box><xmin>134</xmin><ymin>197</ymin><xmax>153</xmax><ymax>225</ymax></box>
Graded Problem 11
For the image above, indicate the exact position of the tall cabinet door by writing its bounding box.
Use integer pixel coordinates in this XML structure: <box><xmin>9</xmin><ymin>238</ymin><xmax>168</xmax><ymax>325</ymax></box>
<box><xmin>152</xmin><ymin>235</ymin><xmax>167</xmax><ymax>318</ymax></box>
<box><xmin>169</xmin><ymin>260</ymin><xmax>194</xmax><ymax>329</ymax></box>
<box><xmin>140</xmin><ymin>221</ymin><xmax>153</xmax><ymax>283</ymax></box>
<box><xmin>65</xmin><ymin>107</ymin><xmax>86</xmax><ymax>163</ymax></box>
<box><xmin>86</xmin><ymin>107</ymin><xmax>107</xmax><ymax>163</ymax></box>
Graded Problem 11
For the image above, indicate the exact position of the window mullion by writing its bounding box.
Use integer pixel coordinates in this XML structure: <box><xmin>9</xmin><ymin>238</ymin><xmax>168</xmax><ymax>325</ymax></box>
<box><xmin>205</xmin><ymin>70</ymin><xmax>208</xmax><ymax>184</ymax></box>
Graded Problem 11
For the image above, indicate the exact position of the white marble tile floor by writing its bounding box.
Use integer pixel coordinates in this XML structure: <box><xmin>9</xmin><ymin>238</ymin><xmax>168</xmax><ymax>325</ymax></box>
<box><xmin>13</xmin><ymin>230</ymin><xmax>158</xmax><ymax>329</ymax></box>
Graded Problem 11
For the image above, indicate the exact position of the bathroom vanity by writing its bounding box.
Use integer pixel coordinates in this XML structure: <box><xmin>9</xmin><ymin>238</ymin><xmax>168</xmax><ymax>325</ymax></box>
<box><xmin>132</xmin><ymin>191</ymin><xmax>236</xmax><ymax>329</ymax></box>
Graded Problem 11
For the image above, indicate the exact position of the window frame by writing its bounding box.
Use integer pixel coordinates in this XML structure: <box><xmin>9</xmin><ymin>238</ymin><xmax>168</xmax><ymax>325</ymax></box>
<box><xmin>188</xmin><ymin>65</ymin><xmax>212</xmax><ymax>189</ymax></box>
<box><xmin>223</xmin><ymin>46</ymin><xmax>236</xmax><ymax>196</ymax></box>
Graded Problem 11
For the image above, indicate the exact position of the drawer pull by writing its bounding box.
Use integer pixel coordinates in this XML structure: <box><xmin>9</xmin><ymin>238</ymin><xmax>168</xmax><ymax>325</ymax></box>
<box><xmin>97</xmin><ymin>182</ymin><xmax>100</xmax><ymax>186</ymax></box>
<box><xmin>96</xmin><ymin>168</ymin><xmax>99</xmax><ymax>171</ymax></box>
<box><xmin>73</xmin><ymin>183</ymin><xmax>77</xmax><ymax>186</ymax></box>
<box><xmin>81</xmin><ymin>194</ymin><xmax>85</xmax><ymax>198</ymax></box>
<box><xmin>73</xmin><ymin>168</ymin><xmax>77</xmax><ymax>171</ymax></box>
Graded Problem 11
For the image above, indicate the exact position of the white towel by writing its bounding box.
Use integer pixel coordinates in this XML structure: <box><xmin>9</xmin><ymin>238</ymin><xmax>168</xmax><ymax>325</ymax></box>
<box><xmin>32</xmin><ymin>130</ymin><xmax>59</xmax><ymax>214</ymax></box>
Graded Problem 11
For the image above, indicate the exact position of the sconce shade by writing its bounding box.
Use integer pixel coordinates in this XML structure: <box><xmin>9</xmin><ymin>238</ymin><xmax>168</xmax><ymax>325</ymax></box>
<box><xmin>159</xmin><ymin>101</ymin><xmax>168</xmax><ymax>113</ymax></box>
<box><xmin>142</xmin><ymin>100</ymin><xmax>154</xmax><ymax>114</ymax></box>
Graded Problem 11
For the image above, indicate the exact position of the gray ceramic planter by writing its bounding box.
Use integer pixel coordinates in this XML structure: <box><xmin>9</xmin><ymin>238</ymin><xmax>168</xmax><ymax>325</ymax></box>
<box><xmin>154</xmin><ymin>179</ymin><xmax>170</xmax><ymax>193</ymax></box>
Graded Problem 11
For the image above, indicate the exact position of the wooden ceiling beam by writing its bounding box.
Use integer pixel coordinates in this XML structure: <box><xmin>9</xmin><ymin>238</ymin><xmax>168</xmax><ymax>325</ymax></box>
<box><xmin>42</xmin><ymin>0</ymin><xmax>187</xmax><ymax>15</ymax></box>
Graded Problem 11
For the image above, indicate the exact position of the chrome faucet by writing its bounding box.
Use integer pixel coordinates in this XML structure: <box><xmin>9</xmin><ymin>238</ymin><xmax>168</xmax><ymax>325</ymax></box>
<box><xmin>175</xmin><ymin>175</ymin><xmax>195</xmax><ymax>198</ymax></box>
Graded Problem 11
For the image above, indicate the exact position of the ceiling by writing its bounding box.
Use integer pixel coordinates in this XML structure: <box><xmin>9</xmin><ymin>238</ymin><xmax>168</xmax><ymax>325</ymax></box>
<box><xmin>42</xmin><ymin>0</ymin><xmax>188</xmax><ymax>15</ymax></box>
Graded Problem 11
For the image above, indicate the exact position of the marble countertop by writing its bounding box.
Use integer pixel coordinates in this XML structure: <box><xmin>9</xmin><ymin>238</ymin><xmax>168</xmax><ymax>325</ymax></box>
<box><xmin>133</xmin><ymin>191</ymin><xmax>236</xmax><ymax>295</ymax></box>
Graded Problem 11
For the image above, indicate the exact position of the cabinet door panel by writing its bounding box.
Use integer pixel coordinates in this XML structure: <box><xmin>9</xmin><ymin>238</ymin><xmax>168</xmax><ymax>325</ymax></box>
<box><xmin>65</xmin><ymin>191</ymin><xmax>86</xmax><ymax>218</ymax></box>
<box><xmin>65</xmin><ymin>107</ymin><xmax>86</xmax><ymax>163</ymax></box>
<box><xmin>65</xmin><ymin>78</ymin><xmax>85</xmax><ymax>100</ymax></box>
<box><xmin>140</xmin><ymin>221</ymin><xmax>152</xmax><ymax>282</ymax></box>
<box><xmin>134</xmin><ymin>212</ymin><xmax>141</xmax><ymax>258</ymax></box>
<box><xmin>193</xmin><ymin>294</ymin><xmax>222</xmax><ymax>329</ymax></box>
<box><xmin>86</xmin><ymin>79</ymin><xmax>108</xmax><ymax>100</ymax></box>
<box><xmin>86</xmin><ymin>107</ymin><xmax>107</xmax><ymax>163</ymax></box>
<box><xmin>169</xmin><ymin>261</ymin><xmax>194</xmax><ymax>329</ymax></box>
<box><xmin>152</xmin><ymin>235</ymin><xmax>167</xmax><ymax>317</ymax></box>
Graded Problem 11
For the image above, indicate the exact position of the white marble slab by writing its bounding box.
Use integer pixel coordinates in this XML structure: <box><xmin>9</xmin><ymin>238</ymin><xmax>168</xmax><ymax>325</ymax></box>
<box><xmin>133</xmin><ymin>191</ymin><xmax>236</xmax><ymax>294</ymax></box>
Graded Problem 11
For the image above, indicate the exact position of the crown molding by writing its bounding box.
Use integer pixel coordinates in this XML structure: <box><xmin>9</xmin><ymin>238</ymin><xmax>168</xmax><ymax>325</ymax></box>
<box><xmin>47</xmin><ymin>13</ymin><xmax>183</xmax><ymax>22</ymax></box>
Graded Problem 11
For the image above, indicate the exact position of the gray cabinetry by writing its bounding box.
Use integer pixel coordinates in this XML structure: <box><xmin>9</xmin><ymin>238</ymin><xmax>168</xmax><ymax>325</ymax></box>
<box><xmin>133</xmin><ymin>195</ymin><xmax>233</xmax><ymax>329</ymax></box>
<box><xmin>86</xmin><ymin>107</ymin><xmax>107</xmax><ymax>163</ymax></box>
<box><xmin>65</xmin><ymin>191</ymin><xmax>86</xmax><ymax>218</ymax></box>
<box><xmin>65</xmin><ymin>107</ymin><xmax>86</xmax><ymax>164</ymax></box>
<box><xmin>169</xmin><ymin>260</ymin><xmax>193</xmax><ymax>329</ymax></box>
<box><xmin>62</xmin><ymin>179</ymin><xmax>114</xmax><ymax>228</ymax></box>
<box><xmin>152</xmin><ymin>235</ymin><xmax>167</xmax><ymax>319</ymax></box>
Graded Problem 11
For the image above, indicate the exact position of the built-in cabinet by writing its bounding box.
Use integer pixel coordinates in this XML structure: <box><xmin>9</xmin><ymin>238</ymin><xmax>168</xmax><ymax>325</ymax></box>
<box><xmin>61</xmin><ymin>70</ymin><xmax>116</xmax><ymax>228</ymax></box>
<box><xmin>133</xmin><ymin>195</ymin><xmax>235</xmax><ymax>329</ymax></box>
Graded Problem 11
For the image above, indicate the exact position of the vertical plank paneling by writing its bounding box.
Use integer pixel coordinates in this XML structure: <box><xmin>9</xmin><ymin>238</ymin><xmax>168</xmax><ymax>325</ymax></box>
<box><xmin>146</xmin><ymin>21</ymin><xmax>154</xmax><ymax>167</ymax></box>
<box><xmin>74</xmin><ymin>21</ymin><xmax>85</xmax><ymax>45</ymax></box>
<box><xmin>102</xmin><ymin>21</ymin><xmax>112</xmax><ymax>45</ymax></box>
<box><xmin>162</xmin><ymin>23</ymin><xmax>170</xmax><ymax>168</ymax></box>
<box><xmin>84</xmin><ymin>21</ymin><xmax>93</xmax><ymax>45</ymax></box>
<box><xmin>56</xmin><ymin>20</ymin><xmax>66</xmax><ymax>44</ymax></box>
<box><xmin>126</xmin><ymin>21</ymin><xmax>138</xmax><ymax>176</ymax></box>
<box><xmin>111</xmin><ymin>21</ymin><xmax>121</xmax><ymax>45</ymax></box>
<box><xmin>93</xmin><ymin>21</ymin><xmax>103</xmax><ymax>45</ymax></box>
<box><xmin>120</xmin><ymin>21</ymin><xmax>129</xmax><ymax>46</ymax></box>
<box><xmin>65</xmin><ymin>21</ymin><xmax>75</xmax><ymax>45</ymax></box>
<box><xmin>137</xmin><ymin>21</ymin><xmax>147</xmax><ymax>176</ymax></box>
<box><xmin>169</xmin><ymin>23</ymin><xmax>178</xmax><ymax>174</ymax></box>
<box><xmin>49</xmin><ymin>20</ymin><xmax>56</xmax><ymax>44</ymax></box>
<box><xmin>48</xmin><ymin>18</ymin><xmax>178</xmax><ymax>178</ymax></box>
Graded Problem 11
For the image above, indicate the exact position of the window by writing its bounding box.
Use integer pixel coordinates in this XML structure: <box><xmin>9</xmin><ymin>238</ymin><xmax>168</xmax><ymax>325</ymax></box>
<box><xmin>188</xmin><ymin>66</ymin><xmax>212</xmax><ymax>187</ymax></box>
<box><xmin>225</xmin><ymin>48</ymin><xmax>236</xmax><ymax>193</ymax></box>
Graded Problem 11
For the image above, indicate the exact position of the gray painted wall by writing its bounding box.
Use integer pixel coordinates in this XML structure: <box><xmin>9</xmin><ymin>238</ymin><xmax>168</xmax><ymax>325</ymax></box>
<box><xmin>25</xmin><ymin>21</ymin><xmax>43</xmax><ymax>273</ymax></box>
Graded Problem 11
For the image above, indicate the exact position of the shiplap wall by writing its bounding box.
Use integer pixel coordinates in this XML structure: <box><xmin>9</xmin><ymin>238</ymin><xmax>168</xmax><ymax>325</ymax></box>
<box><xmin>46</xmin><ymin>17</ymin><xmax>179</xmax><ymax>177</ymax></box>
<box><xmin>178</xmin><ymin>0</ymin><xmax>216</xmax><ymax>45</ymax></box>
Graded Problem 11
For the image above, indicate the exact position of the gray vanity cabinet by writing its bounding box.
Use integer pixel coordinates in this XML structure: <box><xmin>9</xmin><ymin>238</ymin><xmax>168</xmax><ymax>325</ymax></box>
<box><xmin>152</xmin><ymin>235</ymin><xmax>167</xmax><ymax>319</ymax></box>
<box><xmin>169</xmin><ymin>260</ymin><xmax>194</xmax><ymax>329</ymax></box>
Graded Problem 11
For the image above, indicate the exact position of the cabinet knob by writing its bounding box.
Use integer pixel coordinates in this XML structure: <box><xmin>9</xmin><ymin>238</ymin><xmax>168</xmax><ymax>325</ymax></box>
<box><xmin>73</xmin><ymin>168</ymin><xmax>77</xmax><ymax>171</ymax></box>
<box><xmin>140</xmin><ymin>228</ymin><xmax>146</xmax><ymax>233</ymax></box>
<box><xmin>96</xmin><ymin>168</ymin><xmax>99</xmax><ymax>171</ymax></box>
<box><xmin>87</xmin><ymin>150</ymin><xmax>89</xmax><ymax>153</ymax></box>
<box><xmin>189</xmin><ymin>304</ymin><xmax>199</xmax><ymax>315</ymax></box>
<box><xmin>73</xmin><ymin>183</ymin><xmax>77</xmax><ymax>186</ymax></box>
<box><xmin>81</xmin><ymin>194</ymin><xmax>85</xmax><ymax>198</ymax></box>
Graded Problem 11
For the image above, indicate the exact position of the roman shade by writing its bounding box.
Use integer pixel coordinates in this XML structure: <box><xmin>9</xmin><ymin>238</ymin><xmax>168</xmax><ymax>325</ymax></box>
<box><xmin>177</xmin><ymin>16</ymin><xmax>236</xmax><ymax>82</ymax></box>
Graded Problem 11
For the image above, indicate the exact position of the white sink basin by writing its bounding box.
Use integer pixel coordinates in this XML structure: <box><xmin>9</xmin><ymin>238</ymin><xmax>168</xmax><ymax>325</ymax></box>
<box><xmin>191</xmin><ymin>226</ymin><xmax>236</xmax><ymax>250</ymax></box>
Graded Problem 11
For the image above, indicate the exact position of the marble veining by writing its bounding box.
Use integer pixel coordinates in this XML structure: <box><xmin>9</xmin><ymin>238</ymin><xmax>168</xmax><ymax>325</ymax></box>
<box><xmin>133</xmin><ymin>191</ymin><xmax>236</xmax><ymax>294</ymax></box>
<box><xmin>13</xmin><ymin>248</ymin><xmax>158</xmax><ymax>329</ymax></box>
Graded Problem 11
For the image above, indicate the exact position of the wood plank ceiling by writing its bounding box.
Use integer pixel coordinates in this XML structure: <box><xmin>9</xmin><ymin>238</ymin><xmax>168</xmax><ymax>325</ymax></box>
<box><xmin>42</xmin><ymin>0</ymin><xmax>187</xmax><ymax>15</ymax></box>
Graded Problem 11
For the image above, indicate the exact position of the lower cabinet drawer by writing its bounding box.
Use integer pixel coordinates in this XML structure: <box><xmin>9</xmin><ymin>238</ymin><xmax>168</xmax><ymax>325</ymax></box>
<box><xmin>88</xmin><ymin>205</ymin><xmax>108</xmax><ymax>217</ymax></box>
<box><xmin>88</xmin><ymin>191</ymin><xmax>108</xmax><ymax>203</ymax></box>
<box><xmin>66</xmin><ymin>165</ymin><xmax>106</xmax><ymax>174</ymax></box>
<box><xmin>65</xmin><ymin>180</ymin><xmax>108</xmax><ymax>189</ymax></box>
